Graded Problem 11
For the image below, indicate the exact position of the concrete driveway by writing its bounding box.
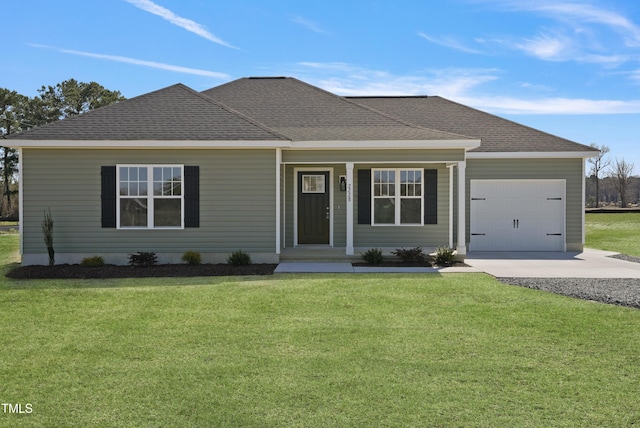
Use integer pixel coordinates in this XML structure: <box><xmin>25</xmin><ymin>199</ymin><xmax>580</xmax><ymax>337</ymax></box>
<box><xmin>465</xmin><ymin>248</ymin><xmax>640</xmax><ymax>278</ymax></box>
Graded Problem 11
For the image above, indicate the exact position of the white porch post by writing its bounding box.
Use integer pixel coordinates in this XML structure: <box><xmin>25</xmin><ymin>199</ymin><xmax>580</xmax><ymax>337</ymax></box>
<box><xmin>346</xmin><ymin>162</ymin><xmax>354</xmax><ymax>255</ymax></box>
<box><xmin>448</xmin><ymin>164</ymin><xmax>454</xmax><ymax>249</ymax></box>
<box><xmin>275</xmin><ymin>148</ymin><xmax>282</xmax><ymax>255</ymax></box>
<box><xmin>457</xmin><ymin>160</ymin><xmax>467</xmax><ymax>256</ymax></box>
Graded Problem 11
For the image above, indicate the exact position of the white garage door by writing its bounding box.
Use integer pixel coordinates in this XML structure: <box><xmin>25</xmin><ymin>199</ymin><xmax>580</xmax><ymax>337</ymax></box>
<box><xmin>470</xmin><ymin>180</ymin><xmax>565</xmax><ymax>251</ymax></box>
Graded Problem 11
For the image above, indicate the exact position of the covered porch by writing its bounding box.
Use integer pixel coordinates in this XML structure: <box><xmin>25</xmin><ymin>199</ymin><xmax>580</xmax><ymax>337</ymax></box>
<box><xmin>275</xmin><ymin>146</ymin><xmax>473</xmax><ymax>260</ymax></box>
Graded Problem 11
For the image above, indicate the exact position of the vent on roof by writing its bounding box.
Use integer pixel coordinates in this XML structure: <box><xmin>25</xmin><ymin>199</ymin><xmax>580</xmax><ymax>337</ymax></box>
<box><xmin>247</xmin><ymin>76</ymin><xmax>287</xmax><ymax>79</ymax></box>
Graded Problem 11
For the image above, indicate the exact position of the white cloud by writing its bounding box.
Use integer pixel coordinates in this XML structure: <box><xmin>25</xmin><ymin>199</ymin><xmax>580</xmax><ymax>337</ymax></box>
<box><xmin>123</xmin><ymin>0</ymin><xmax>237</xmax><ymax>48</ymax></box>
<box><xmin>417</xmin><ymin>32</ymin><xmax>487</xmax><ymax>54</ymax></box>
<box><xmin>29</xmin><ymin>44</ymin><xmax>229</xmax><ymax>79</ymax></box>
<box><xmin>530</xmin><ymin>2</ymin><xmax>640</xmax><ymax>47</ymax></box>
<box><xmin>295</xmin><ymin>61</ymin><xmax>640</xmax><ymax>114</ymax></box>
<box><xmin>291</xmin><ymin>15</ymin><xmax>328</xmax><ymax>34</ymax></box>
<box><xmin>456</xmin><ymin>95</ymin><xmax>640</xmax><ymax>115</ymax></box>
<box><xmin>297</xmin><ymin>62</ymin><xmax>500</xmax><ymax>98</ymax></box>
<box><xmin>478</xmin><ymin>0</ymin><xmax>640</xmax><ymax>47</ymax></box>
<box><xmin>515</xmin><ymin>32</ymin><xmax>572</xmax><ymax>60</ymax></box>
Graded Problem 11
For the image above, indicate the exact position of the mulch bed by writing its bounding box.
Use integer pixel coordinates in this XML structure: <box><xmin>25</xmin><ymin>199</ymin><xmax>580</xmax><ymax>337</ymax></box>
<box><xmin>6</xmin><ymin>263</ymin><xmax>278</xmax><ymax>279</ymax></box>
<box><xmin>6</xmin><ymin>258</ymin><xmax>469</xmax><ymax>280</ymax></box>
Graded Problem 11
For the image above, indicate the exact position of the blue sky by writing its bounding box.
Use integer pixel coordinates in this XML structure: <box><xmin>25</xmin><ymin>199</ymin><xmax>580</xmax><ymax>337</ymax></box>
<box><xmin>3</xmin><ymin>0</ymin><xmax>640</xmax><ymax>173</ymax></box>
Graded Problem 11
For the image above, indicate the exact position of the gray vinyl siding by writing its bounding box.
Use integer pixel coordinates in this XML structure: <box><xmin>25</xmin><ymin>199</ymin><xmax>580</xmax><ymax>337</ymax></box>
<box><xmin>282</xmin><ymin>149</ymin><xmax>464</xmax><ymax>164</ymax></box>
<box><xmin>354</xmin><ymin>164</ymin><xmax>450</xmax><ymax>248</ymax></box>
<box><xmin>22</xmin><ymin>149</ymin><xmax>277</xmax><ymax>257</ymax></box>
<box><xmin>465</xmin><ymin>158</ymin><xmax>585</xmax><ymax>250</ymax></box>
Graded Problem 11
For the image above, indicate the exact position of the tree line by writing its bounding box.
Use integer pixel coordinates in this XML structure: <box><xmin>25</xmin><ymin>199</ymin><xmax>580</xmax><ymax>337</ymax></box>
<box><xmin>586</xmin><ymin>144</ymin><xmax>638</xmax><ymax>208</ymax></box>
<box><xmin>0</xmin><ymin>79</ymin><xmax>124</xmax><ymax>218</ymax></box>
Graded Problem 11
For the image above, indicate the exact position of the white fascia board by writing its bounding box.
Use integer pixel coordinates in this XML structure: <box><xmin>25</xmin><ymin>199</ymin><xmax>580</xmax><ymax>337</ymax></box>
<box><xmin>467</xmin><ymin>151</ymin><xmax>599</xmax><ymax>159</ymax></box>
<box><xmin>289</xmin><ymin>139</ymin><xmax>481</xmax><ymax>150</ymax></box>
<box><xmin>4</xmin><ymin>140</ymin><xmax>292</xmax><ymax>149</ymax></box>
<box><xmin>7</xmin><ymin>138</ymin><xmax>483</xmax><ymax>150</ymax></box>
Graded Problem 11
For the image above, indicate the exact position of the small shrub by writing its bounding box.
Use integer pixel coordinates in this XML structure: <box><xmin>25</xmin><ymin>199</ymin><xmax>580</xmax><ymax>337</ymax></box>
<box><xmin>361</xmin><ymin>248</ymin><xmax>384</xmax><ymax>265</ymax></box>
<box><xmin>434</xmin><ymin>246</ymin><xmax>456</xmax><ymax>265</ymax></box>
<box><xmin>392</xmin><ymin>246</ymin><xmax>425</xmax><ymax>263</ymax></box>
<box><xmin>181</xmin><ymin>251</ymin><xmax>202</xmax><ymax>265</ymax></box>
<box><xmin>227</xmin><ymin>250</ymin><xmax>251</xmax><ymax>266</ymax></box>
<box><xmin>129</xmin><ymin>252</ymin><xmax>158</xmax><ymax>266</ymax></box>
<box><xmin>81</xmin><ymin>256</ymin><xmax>105</xmax><ymax>267</ymax></box>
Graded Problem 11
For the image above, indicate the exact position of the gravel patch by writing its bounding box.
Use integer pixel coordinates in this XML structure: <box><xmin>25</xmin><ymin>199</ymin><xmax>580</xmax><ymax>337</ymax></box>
<box><xmin>498</xmin><ymin>277</ymin><xmax>640</xmax><ymax>309</ymax></box>
<box><xmin>610</xmin><ymin>253</ymin><xmax>640</xmax><ymax>264</ymax></box>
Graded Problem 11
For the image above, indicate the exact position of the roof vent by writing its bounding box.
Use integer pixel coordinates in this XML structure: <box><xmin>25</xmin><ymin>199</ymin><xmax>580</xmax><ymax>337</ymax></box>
<box><xmin>247</xmin><ymin>76</ymin><xmax>287</xmax><ymax>79</ymax></box>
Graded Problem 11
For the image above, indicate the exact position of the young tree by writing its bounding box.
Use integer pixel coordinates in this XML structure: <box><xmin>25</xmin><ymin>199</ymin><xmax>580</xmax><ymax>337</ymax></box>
<box><xmin>587</xmin><ymin>143</ymin><xmax>611</xmax><ymax>208</ymax></box>
<box><xmin>609</xmin><ymin>158</ymin><xmax>635</xmax><ymax>208</ymax></box>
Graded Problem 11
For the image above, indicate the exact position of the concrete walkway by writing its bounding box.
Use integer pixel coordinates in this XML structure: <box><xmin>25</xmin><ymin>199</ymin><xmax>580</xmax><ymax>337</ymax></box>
<box><xmin>275</xmin><ymin>248</ymin><xmax>640</xmax><ymax>278</ymax></box>
<box><xmin>274</xmin><ymin>262</ymin><xmax>479</xmax><ymax>274</ymax></box>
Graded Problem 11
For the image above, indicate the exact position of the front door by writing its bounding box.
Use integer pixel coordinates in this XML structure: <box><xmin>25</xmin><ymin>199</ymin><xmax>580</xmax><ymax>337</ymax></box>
<box><xmin>297</xmin><ymin>171</ymin><xmax>330</xmax><ymax>244</ymax></box>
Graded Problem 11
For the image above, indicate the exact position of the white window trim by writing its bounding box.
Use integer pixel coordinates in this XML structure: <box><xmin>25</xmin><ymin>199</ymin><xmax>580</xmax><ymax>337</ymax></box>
<box><xmin>116</xmin><ymin>164</ymin><xmax>185</xmax><ymax>230</ymax></box>
<box><xmin>371</xmin><ymin>168</ymin><xmax>424</xmax><ymax>226</ymax></box>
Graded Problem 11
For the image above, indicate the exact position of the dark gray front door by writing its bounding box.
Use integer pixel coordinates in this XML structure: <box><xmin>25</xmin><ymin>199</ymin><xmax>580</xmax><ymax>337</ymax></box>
<box><xmin>298</xmin><ymin>171</ymin><xmax>330</xmax><ymax>244</ymax></box>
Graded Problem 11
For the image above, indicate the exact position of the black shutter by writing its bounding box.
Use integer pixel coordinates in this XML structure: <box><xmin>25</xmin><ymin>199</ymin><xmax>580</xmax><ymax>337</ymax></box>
<box><xmin>184</xmin><ymin>166</ymin><xmax>200</xmax><ymax>227</ymax></box>
<box><xmin>424</xmin><ymin>169</ymin><xmax>437</xmax><ymax>224</ymax></box>
<box><xmin>358</xmin><ymin>169</ymin><xmax>371</xmax><ymax>225</ymax></box>
<box><xmin>101</xmin><ymin>166</ymin><xmax>116</xmax><ymax>228</ymax></box>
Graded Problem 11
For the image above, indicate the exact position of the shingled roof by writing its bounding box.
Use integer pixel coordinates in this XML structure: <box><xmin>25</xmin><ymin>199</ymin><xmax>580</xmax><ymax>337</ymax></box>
<box><xmin>201</xmin><ymin>77</ymin><xmax>472</xmax><ymax>142</ymax></box>
<box><xmin>6</xmin><ymin>77</ymin><xmax>597</xmax><ymax>154</ymax></box>
<box><xmin>7</xmin><ymin>83</ymin><xmax>289</xmax><ymax>141</ymax></box>
<box><xmin>349</xmin><ymin>96</ymin><xmax>596</xmax><ymax>153</ymax></box>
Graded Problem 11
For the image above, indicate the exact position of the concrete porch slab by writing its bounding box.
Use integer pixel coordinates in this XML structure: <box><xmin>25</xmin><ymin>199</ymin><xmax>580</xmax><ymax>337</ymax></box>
<box><xmin>275</xmin><ymin>262</ymin><xmax>355</xmax><ymax>273</ymax></box>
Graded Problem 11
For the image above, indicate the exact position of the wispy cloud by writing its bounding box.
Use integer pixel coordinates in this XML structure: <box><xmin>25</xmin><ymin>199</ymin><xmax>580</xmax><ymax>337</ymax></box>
<box><xmin>123</xmin><ymin>0</ymin><xmax>237</xmax><ymax>48</ymax></box>
<box><xmin>514</xmin><ymin>31</ymin><xmax>573</xmax><ymax>60</ymax></box>
<box><xmin>30</xmin><ymin>44</ymin><xmax>229</xmax><ymax>79</ymax></box>
<box><xmin>297</xmin><ymin>62</ymin><xmax>500</xmax><ymax>98</ymax></box>
<box><xmin>296</xmin><ymin>61</ymin><xmax>640</xmax><ymax>114</ymax></box>
<box><xmin>418</xmin><ymin>32</ymin><xmax>487</xmax><ymax>54</ymax></box>
<box><xmin>291</xmin><ymin>15</ymin><xmax>328</xmax><ymax>34</ymax></box>
<box><xmin>468</xmin><ymin>0</ymin><xmax>640</xmax><ymax>74</ymax></box>
<box><xmin>524</xmin><ymin>2</ymin><xmax>640</xmax><ymax>47</ymax></box>
<box><xmin>456</xmin><ymin>94</ymin><xmax>640</xmax><ymax>115</ymax></box>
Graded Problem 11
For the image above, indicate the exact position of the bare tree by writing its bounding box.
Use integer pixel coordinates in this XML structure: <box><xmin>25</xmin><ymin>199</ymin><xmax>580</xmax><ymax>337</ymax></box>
<box><xmin>587</xmin><ymin>143</ymin><xmax>610</xmax><ymax>207</ymax></box>
<box><xmin>609</xmin><ymin>158</ymin><xmax>635</xmax><ymax>208</ymax></box>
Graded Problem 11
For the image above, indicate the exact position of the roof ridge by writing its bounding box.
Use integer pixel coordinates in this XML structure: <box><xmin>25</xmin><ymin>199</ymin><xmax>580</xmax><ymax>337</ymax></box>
<box><xmin>346</xmin><ymin>95</ymin><xmax>477</xmax><ymax>140</ymax></box>
<box><xmin>285</xmin><ymin>77</ymin><xmax>475</xmax><ymax>139</ymax></box>
<box><xmin>179</xmin><ymin>84</ymin><xmax>293</xmax><ymax>141</ymax></box>
<box><xmin>7</xmin><ymin>84</ymin><xmax>204</xmax><ymax>138</ymax></box>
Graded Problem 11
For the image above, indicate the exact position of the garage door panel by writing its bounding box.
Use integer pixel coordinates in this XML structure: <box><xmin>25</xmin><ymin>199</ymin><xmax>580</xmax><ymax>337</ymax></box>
<box><xmin>470</xmin><ymin>180</ymin><xmax>565</xmax><ymax>252</ymax></box>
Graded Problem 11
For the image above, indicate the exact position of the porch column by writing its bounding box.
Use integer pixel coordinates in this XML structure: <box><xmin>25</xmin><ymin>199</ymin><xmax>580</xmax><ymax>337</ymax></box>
<box><xmin>457</xmin><ymin>160</ymin><xmax>467</xmax><ymax>256</ymax></box>
<box><xmin>448</xmin><ymin>164</ymin><xmax>454</xmax><ymax>249</ymax></box>
<box><xmin>346</xmin><ymin>162</ymin><xmax>354</xmax><ymax>255</ymax></box>
<box><xmin>275</xmin><ymin>148</ymin><xmax>282</xmax><ymax>255</ymax></box>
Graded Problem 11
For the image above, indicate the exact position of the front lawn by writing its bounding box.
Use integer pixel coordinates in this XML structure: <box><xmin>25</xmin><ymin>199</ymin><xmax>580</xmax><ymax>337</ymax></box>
<box><xmin>2</xmin><ymin>234</ymin><xmax>640</xmax><ymax>426</ymax></box>
<box><xmin>586</xmin><ymin>212</ymin><xmax>640</xmax><ymax>257</ymax></box>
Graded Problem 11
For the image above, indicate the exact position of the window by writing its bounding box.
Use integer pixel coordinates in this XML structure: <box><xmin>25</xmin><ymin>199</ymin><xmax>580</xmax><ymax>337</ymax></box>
<box><xmin>302</xmin><ymin>175</ymin><xmax>326</xmax><ymax>193</ymax></box>
<box><xmin>372</xmin><ymin>168</ymin><xmax>423</xmax><ymax>225</ymax></box>
<box><xmin>118</xmin><ymin>165</ymin><xmax>183</xmax><ymax>228</ymax></box>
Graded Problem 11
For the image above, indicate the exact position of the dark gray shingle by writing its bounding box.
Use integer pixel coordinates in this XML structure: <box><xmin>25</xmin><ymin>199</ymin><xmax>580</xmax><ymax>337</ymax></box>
<box><xmin>8</xmin><ymin>83</ymin><xmax>289</xmax><ymax>141</ymax></box>
<box><xmin>349</xmin><ymin>96</ymin><xmax>597</xmax><ymax>153</ymax></box>
<box><xmin>202</xmin><ymin>77</ymin><xmax>472</xmax><ymax>141</ymax></box>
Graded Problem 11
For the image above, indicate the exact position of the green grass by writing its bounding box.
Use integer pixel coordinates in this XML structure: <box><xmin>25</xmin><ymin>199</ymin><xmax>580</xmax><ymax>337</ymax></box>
<box><xmin>586</xmin><ymin>212</ymin><xmax>640</xmax><ymax>257</ymax></box>
<box><xmin>2</xmin><ymin>235</ymin><xmax>640</xmax><ymax>426</ymax></box>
